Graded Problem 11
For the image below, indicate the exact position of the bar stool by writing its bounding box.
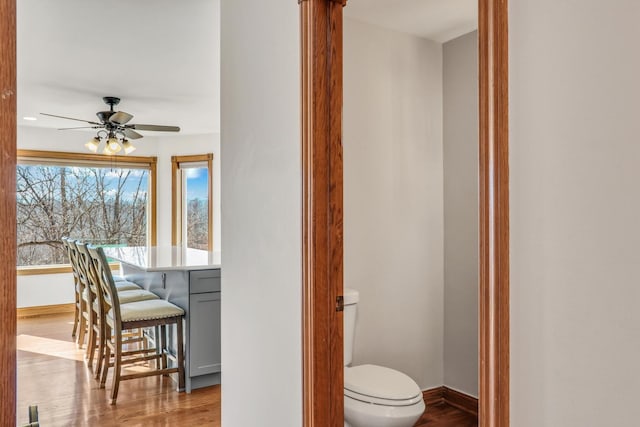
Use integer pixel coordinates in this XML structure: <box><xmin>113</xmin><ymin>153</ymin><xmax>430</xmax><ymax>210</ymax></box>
<box><xmin>61</xmin><ymin>237</ymin><xmax>82</xmax><ymax>341</ymax></box>
<box><xmin>88</xmin><ymin>245</ymin><xmax>185</xmax><ymax>405</ymax></box>
<box><xmin>63</xmin><ymin>238</ymin><xmax>92</xmax><ymax>347</ymax></box>
<box><xmin>75</xmin><ymin>242</ymin><xmax>158</xmax><ymax>377</ymax></box>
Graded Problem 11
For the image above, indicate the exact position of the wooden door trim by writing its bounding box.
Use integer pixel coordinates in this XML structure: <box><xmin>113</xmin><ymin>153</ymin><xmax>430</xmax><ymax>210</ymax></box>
<box><xmin>300</xmin><ymin>0</ymin><xmax>345</xmax><ymax>426</ymax></box>
<box><xmin>300</xmin><ymin>0</ymin><xmax>510</xmax><ymax>426</ymax></box>
<box><xmin>479</xmin><ymin>1</ymin><xmax>509</xmax><ymax>426</ymax></box>
<box><xmin>0</xmin><ymin>0</ymin><xmax>16</xmax><ymax>422</ymax></box>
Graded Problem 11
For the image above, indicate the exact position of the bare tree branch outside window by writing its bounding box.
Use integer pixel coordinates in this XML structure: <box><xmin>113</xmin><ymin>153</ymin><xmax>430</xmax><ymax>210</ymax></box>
<box><xmin>17</xmin><ymin>164</ymin><xmax>149</xmax><ymax>266</ymax></box>
<box><xmin>187</xmin><ymin>197</ymin><xmax>208</xmax><ymax>250</ymax></box>
<box><xmin>183</xmin><ymin>166</ymin><xmax>209</xmax><ymax>250</ymax></box>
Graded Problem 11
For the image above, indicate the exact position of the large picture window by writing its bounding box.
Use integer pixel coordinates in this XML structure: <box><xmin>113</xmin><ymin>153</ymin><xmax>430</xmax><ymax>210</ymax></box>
<box><xmin>17</xmin><ymin>150</ymin><xmax>157</xmax><ymax>273</ymax></box>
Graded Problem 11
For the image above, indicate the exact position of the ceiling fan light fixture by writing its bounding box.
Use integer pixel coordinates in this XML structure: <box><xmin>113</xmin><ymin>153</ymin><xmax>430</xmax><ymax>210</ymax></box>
<box><xmin>43</xmin><ymin>97</ymin><xmax>180</xmax><ymax>156</ymax></box>
<box><xmin>103</xmin><ymin>145</ymin><xmax>115</xmax><ymax>155</ymax></box>
<box><xmin>85</xmin><ymin>137</ymin><xmax>100</xmax><ymax>153</ymax></box>
<box><xmin>107</xmin><ymin>136</ymin><xmax>122</xmax><ymax>153</ymax></box>
<box><xmin>122</xmin><ymin>139</ymin><xmax>136</xmax><ymax>154</ymax></box>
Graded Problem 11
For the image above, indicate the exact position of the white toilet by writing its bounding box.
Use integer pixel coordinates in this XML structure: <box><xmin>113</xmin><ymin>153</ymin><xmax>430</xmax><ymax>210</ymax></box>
<box><xmin>343</xmin><ymin>288</ymin><xmax>425</xmax><ymax>427</ymax></box>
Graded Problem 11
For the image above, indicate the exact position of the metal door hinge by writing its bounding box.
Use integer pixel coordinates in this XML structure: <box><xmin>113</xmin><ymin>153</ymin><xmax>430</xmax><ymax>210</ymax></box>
<box><xmin>336</xmin><ymin>295</ymin><xmax>344</xmax><ymax>312</ymax></box>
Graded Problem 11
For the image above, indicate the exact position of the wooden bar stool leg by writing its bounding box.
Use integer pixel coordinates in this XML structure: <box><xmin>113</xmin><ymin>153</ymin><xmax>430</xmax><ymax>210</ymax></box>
<box><xmin>95</xmin><ymin>320</ymin><xmax>105</xmax><ymax>380</ymax></box>
<box><xmin>160</xmin><ymin>325</ymin><xmax>168</xmax><ymax>372</ymax></box>
<box><xmin>77</xmin><ymin>303</ymin><xmax>87</xmax><ymax>348</ymax></box>
<box><xmin>85</xmin><ymin>301</ymin><xmax>96</xmax><ymax>364</ymax></box>
<box><xmin>100</xmin><ymin>325</ymin><xmax>112</xmax><ymax>389</ymax></box>
<box><xmin>110</xmin><ymin>332</ymin><xmax>123</xmax><ymax>405</ymax></box>
<box><xmin>86</xmin><ymin>325</ymin><xmax>96</xmax><ymax>366</ymax></box>
<box><xmin>72</xmin><ymin>292</ymin><xmax>80</xmax><ymax>338</ymax></box>
<box><xmin>176</xmin><ymin>318</ymin><xmax>185</xmax><ymax>392</ymax></box>
<box><xmin>155</xmin><ymin>325</ymin><xmax>161</xmax><ymax>369</ymax></box>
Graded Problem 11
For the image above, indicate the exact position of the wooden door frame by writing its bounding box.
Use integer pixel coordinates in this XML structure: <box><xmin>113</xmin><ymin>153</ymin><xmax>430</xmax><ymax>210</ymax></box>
<box><xmin>0</xmin><ymin>0</ymin><xmax>508</xmax><ymax>424</ymax></box>
<box><xmin>0</xmin><ymin>0</ymin><xmax>16</xmax><ymax>423</ymax></box>
<box><xmin>300</xmin><ymin>0</ymin><xmax>510</xmax><ymax>426</ymax></box>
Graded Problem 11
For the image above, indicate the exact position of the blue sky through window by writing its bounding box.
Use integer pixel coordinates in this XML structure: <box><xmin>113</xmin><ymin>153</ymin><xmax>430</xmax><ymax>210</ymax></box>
<box><xmin>185</xmin><ymin>167</ymin><xmax>209</xmax><ymax>200</ymax></box>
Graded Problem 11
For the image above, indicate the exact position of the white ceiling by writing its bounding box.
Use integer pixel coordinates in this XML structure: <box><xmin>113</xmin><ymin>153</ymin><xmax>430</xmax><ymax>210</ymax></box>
<box><xmin>344</xmin><ymin>0</ymin><xmax>477</xmax><ymax>43</ymax></box>
<box><xmin>18</xmin><ymin>0</ymin><xmax>474</xmax><ymax>137</ymax></box>
<box><xmin>17</xmin><ymin>0</ymin><xmax>220</xmax><ymax>136</ymax></box>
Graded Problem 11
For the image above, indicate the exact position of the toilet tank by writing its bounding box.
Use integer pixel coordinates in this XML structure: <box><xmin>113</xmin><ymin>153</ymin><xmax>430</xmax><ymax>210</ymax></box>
<box><xmin>343</xmin><ymin>288</ymin><xmax>359</xmax><ymax>366</ymax></box>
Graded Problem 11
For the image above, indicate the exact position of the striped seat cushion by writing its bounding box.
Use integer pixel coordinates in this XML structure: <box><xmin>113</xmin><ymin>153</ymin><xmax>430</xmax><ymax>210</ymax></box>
<box><xmin>107</xmin><ymin>299</ymin><xmax>184</xmax><ymax>324</ymax></box>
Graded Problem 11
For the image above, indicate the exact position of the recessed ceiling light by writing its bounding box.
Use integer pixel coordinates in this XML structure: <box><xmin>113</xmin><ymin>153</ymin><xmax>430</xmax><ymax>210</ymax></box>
<box><xmin>23</xmin><ymin>116</ymin><xmax>37</xmax><ymax>121</ymax></box>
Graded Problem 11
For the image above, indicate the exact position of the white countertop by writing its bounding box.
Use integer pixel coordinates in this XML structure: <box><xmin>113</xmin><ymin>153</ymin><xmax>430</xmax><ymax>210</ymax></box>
<box><xmin>103</xmin><ymin>246</ymin><xmax>221</xmax><ymax>272</ymax></box>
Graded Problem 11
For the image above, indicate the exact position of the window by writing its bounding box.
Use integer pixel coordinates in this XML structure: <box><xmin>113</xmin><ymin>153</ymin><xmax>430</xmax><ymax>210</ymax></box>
<box><xmin>171</xmin><ymin>154</ymin><xmax>213</xmax><ymax>250</ymax></box>
<box><xmin>17</xmin><ymin>150</ymin><xmax>157</xmax><ymax>274</ymax></box>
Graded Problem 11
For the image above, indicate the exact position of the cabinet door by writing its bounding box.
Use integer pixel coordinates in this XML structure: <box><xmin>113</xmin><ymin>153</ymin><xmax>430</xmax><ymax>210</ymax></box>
<box><xmin>189</xmin><ymin>292</ymin><xmax>221</xmax><ymax>377</ymax></box>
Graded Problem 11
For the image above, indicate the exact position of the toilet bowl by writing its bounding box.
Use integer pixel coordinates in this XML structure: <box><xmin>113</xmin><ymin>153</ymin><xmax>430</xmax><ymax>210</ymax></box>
<box><xmin>344</xmin><ymin>364</ymin><xmax>425</xmax><ymax>427</ymax></box>
<box><xmin>343</xmin><ymin>289</ymin><xmax>425</xmax><ymax>427</ymax></box>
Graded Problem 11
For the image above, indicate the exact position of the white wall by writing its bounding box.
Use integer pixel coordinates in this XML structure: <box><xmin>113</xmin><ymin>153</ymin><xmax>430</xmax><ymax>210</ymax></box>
<box><xmin>145</xmin><ymin>133</ymin><xmax>222</xmax><ymax>252</ymax></box>
<box><xmin>344</xmin><ymin>18</ymin><xmax>444</xmax><ymax>390</ymax></box>
<box><xmin>16</xmin><ymin>126</ymin><xmax>219</xmax><ymax>307</ymax></box>
<box><xmin>443</xmin><ymin>30</ymin><xmax>478</xmax><ymax>398</ymax></box>
<box><xmin>510</xmin><ymin>1</ymin><xmax>640</xmax><ymax>425</ymax></box>
<box><xmin>220</xmin><ymin>0</ymin><xmax>301</xmax><ymax>425</ymax></box>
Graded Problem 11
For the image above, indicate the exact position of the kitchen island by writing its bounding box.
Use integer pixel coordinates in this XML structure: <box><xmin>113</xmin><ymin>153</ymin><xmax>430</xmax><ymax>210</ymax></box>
<box><xmin>103</xmin><ymin>246</ymin><xmax>221</xmax><ymax>393</ymax></box>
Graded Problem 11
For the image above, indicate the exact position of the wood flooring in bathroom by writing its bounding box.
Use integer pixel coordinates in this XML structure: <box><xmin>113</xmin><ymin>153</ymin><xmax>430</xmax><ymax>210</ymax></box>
<box><xmin>17</xmin><ymin>313</ymin><xmax>476</xmax><ymax>426</ymax></box>
<box><xmin>415</xmin><ymin>403</ymin><xmax>478</xmax><ymax>427</ymax></box>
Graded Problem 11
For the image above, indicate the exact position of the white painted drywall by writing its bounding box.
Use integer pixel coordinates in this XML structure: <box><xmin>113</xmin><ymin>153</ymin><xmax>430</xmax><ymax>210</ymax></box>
<box><xmin>443</xmin><ymin>30</ymin><xmax>478</xmax><ymax>398</ymax></box>
<box><xmin>16</xmin><ymin>126</ymin><xmax>220</xmax><ymax>308</ymax></box>
<box><xmin>344</xmin><ymin>18</ymin><xmax>444</xmax><ymax>390</ymax></box>
<box><xmin>145</xmin><ymin>133</ymin><xmax>222</xmax><ymax>252</ymax></box>
<box><xmin>220</xmin><ymin>0</ymin><xmax>302</xmax><ymax>425</ymax></box>
<box><xmin>510</xmin><ymin>1</ymin><xmax>640</xmax><ymax>425</ymax></box>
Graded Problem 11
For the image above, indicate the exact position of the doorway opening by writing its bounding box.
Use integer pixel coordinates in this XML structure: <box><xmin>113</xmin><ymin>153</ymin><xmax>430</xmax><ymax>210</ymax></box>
<box><xmin>300</xmin><ymin>0</ymin><xmax>509</xmax><ymax>425</ymax></box>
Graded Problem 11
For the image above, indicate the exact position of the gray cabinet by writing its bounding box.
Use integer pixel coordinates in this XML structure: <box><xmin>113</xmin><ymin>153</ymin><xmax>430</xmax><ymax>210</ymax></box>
<box><xmin>185</xmin><ymin>269</ymin><xmax>221</xmax><ymax>391</ymax></box>
<box><xmin>120</xmin><ymin>264</ymin><xmax>222</xmax><ymax>392</ymax></box>
<box><xmin>188</xmin><ymin>270</ymin><xmax>221</xmax><ymax>382</ymax></box>
<box><xmin>189</xmin><ymin>292</ymin><xmax>221</xmax><ymax>377</ymax></box>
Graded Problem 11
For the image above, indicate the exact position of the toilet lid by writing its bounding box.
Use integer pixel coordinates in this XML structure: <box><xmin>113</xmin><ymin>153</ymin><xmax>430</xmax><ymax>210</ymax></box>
<box><xmin>344</xmin><ymin>364</ymin><xmax>421</xmax><ymax>402</ymax></box>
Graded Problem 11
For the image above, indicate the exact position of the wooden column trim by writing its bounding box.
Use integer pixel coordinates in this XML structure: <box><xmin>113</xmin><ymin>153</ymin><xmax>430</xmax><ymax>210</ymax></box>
<box><xmin>301</xmin><ymin>0</ymin><xmax>345</xmax><ymax>426</ymax></box>
<box><xmin>171</xmin><ymin>157</ymin><xmax>179</xmax><ymax>245</ymax></box>
<box><xmin>149</xmin><ymin>160</ymin><xmax>158</xmax><ymax>246</ymax></box>
<box><xmin>0</xmin><ymin>0</ymin><xmax>16</xmax><ymax>422</ymax></box>
<box><xmin>207</xmin><ymin>155</ymin><xmax>214</xmax><ymax>251</ymax></box>
<box><xmin>479</xmin><ymin>0</ymin><xmax>510</xmax><ymax>426</ymax></box>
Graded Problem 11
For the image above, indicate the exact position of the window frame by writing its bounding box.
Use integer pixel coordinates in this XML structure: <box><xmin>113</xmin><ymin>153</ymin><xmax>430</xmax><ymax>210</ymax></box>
<box><xmin>16</xmin><ymin>149</ymin><xmax>158</xmax><ymax>275</ymax></box>
<box><xmin>171</xmin><ymin>153</ymin><xmax>214</xmax><ymax>251</ymax></box>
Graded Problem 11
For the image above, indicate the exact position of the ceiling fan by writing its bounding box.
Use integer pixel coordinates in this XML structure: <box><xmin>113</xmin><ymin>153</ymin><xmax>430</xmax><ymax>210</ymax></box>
<box><xmin>40</xmin><ymin>96</ymin><xmax>180</xmax><ymax>155</ymax></box>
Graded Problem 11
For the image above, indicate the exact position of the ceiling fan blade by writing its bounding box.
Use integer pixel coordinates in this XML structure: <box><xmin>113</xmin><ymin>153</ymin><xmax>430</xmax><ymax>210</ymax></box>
<box><xmin>123</xmin><ymin>128</ymin><xmax>144</xmax><ymax>140</ymax></box>
<box><xmin>58</xmin><ymin>126</ymin><xmax>102</xmax><ymax>130</ymax></box>
<box><xmin>109</xmin><ymin>111</ymin><xmax>134</xmax><ymax>125</ymax></box>
<box><xmin>129</xmin><ymin>124</ymin><xmax>180</xmax><ymax>132</ymax></box>
<box><xmin>40</xmin><ymin>113</ymin><xmax>101</xmax><ymax>126</ymax></box>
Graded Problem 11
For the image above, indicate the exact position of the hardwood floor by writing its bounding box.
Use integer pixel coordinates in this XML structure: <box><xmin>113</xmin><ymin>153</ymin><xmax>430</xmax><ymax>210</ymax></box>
<box><xmin>17</xmin><ymin>313</ymin><xmax>219</xmax><ymax>426</ymax></box>
<box><xmin>17</xmin><ymin>313</ymin><xmax>476</xmax><ymax>426</ymax></box>
<box><xmin>415</xmin><ymin>403</ymin><xmax>478</xmax><ymax>427</ymax></box>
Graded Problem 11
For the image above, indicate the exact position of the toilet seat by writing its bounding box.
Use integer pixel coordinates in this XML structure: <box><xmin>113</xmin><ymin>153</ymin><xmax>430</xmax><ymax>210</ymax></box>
<box><xmin>344</xmin><ymin>364</ymin><xmax>423</xmax><ymax>407</ymax></box>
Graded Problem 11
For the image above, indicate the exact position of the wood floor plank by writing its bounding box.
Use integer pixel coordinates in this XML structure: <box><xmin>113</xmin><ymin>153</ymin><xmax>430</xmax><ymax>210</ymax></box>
<box><xmin>415</xmin><ymin>402</ymin><xmax>478</xmax><ymax>427</ymax></box>
<box><xmin>18</xmin><ymin>313</ymin><xmax>476</xmax><ymax>426</ymax></box>
<box><xmin>17</xmin><ymin>313</ymin><xmax>219</xmax><ymax>427</ymax></box>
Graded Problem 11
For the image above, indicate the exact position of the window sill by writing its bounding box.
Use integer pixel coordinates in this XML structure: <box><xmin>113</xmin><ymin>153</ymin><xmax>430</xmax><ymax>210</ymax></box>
<box><xmin>17</xmin><ymin>263</ymin><xmax>120</xmax><ymax>276</ymax></box>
